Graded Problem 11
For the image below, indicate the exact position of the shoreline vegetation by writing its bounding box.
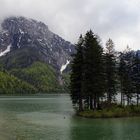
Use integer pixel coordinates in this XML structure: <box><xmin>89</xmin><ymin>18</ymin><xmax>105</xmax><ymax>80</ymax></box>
<box><xmin>0</xmin><ymin>93</ymin><xmax>68</xmax><ymax>96</ymax></box>
<box><xmin>70</xmin><ymin>30</ymin><xmax>140</xmax><ymax>118</ymax></box>
<box><xmin>77</xmin><ymin>105</ymin><xmax>140</xmax><ymax>118</ymax></box>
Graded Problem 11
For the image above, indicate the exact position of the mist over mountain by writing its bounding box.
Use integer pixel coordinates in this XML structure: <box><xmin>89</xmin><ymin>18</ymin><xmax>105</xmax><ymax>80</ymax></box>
<box><xmin>0</xmin><ymin>16</ymin><xmax>75</xmax><ymax>71</ymax></box>
<box><xmin>0</xmin><ymin>16</ymin><xmax>75</xmax><ymax>93</ymax></box>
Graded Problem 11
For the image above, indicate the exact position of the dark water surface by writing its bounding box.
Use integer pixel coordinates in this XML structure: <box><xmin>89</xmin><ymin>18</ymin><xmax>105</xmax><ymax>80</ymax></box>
<box><xmin>0</xmin><ymin>94</ymin><xmax>139</xmax><ymax>140</ymax></box>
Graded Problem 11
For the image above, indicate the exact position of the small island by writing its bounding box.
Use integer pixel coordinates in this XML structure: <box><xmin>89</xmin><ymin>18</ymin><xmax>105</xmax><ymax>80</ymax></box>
<box><xmin>70</xmin><ymin>30</ymin><xmax>140</xmax><ymax>118</ymax></box>
<box><xmin>77</xmin><ymin>105</ymin><xmax>140</xmax><ymax>118</ymax></box>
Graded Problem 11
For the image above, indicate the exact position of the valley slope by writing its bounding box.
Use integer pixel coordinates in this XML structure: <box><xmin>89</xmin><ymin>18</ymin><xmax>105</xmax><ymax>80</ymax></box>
<box><xmin>0</xmin><ymin>16</ymin><xmax>74</xmax><ymax>94</ymax></box>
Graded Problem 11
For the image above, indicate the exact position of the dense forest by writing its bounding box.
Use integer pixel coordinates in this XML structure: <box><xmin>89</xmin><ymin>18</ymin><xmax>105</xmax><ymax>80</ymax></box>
<box><xmin>0</xmin><ymin>70</ymin><xmax>36</xmax><ymax>94</ymax></box>
<box><xmin>70</xmin><ymin>30</ymin><xmax>140</xmax><ymax>118</ymax></box>
<box><xmin>0</xmin><ymin>62</ymin><xmax>63</xmax><ymax>94</ymax></box>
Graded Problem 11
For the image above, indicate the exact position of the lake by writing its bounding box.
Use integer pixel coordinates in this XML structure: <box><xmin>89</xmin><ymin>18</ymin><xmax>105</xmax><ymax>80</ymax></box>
<box><xmin>0</xmin><ymin>94</ymin><xmax>139</xmax><ymax>140</ymax></box>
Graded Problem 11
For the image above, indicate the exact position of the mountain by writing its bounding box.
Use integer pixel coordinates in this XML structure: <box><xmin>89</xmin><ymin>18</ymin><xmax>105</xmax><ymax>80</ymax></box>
<box><xmin>0</xmin><ymin>16</ymin><xmax>75</xmax><ymax>93</ymax></box>
<box><xmin>0</xmin><ymin>16</ymin><xmax>75</xmax><ymax>71</ymax></box>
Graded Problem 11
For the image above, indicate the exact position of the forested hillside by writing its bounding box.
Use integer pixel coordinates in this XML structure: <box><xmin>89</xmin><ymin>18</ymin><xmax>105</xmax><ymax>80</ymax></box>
<box><xmin>0</xmin><ymin>16</ymin><xmax>74</xmax><ymax>94</ymax></box>
<box><xmin>0</xmin><ymin>71</ymin><xmax>36</xmax><ymax>94</ymax></box>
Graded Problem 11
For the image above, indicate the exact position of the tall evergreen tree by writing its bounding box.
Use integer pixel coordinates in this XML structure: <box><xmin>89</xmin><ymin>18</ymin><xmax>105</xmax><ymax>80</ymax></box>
<box><xmin>105</xmin><ymin>39</ymin><xmax>117</xmax><ymax>104</ymax></box>
<box><xmin>83</xmin><ymin>30</ymin><xmax>104</xmax><ymax>110</ymax></box>
<box><xmin>119</xmin><ymin>52</ymin><xmax>126</xmax><ymax>106</ymax></box>
<box><xmin>119</xmin><ymin>48</ymin><xmax>134</xmax><ymax>106</ymax></box>
<box><xmin>70</xmin><ymin>35</ymin><xmax>84</xmax><ymax>111</ymax></box>
<box><xmin>132</xmin><ymin>51</ymin><xmax>140</xmax><ymax>106</ymax></box>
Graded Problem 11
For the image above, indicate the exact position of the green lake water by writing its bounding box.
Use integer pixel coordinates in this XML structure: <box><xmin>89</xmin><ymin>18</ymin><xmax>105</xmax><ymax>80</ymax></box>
<box><xmin>0</xmin><ymin>94</ymin><xmax>139</xmax><ymax>140</ymax></box>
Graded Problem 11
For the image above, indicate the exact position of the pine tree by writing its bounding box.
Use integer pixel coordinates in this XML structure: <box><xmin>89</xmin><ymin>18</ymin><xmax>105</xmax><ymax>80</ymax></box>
<box><xmin>119</xmin><ymin>48</ymin><xmax>134</xmax><ymax>106</ymax></box>
<box><xmin>132</xmin><ymin>51</ymin><xmax>140</xmax><ymax>106</ymax></box>
<box><xmin>70</xmin><ymin>35</ymin><xmax>84</xmax><ymax>111</ymax></box>
<box><xmin>83</xmin><ymin>30</ymin><xmax>104</xmax><ymax>110</ymax></box>
<box><xmin>105</xmin><ymin>39</ymin><xmax>117</xmax><ymax>104</ymax></box>
<box><xmin>119</xmin><ymin>52</ymin><xmax>126</xmax><ymax>106</ymax></box>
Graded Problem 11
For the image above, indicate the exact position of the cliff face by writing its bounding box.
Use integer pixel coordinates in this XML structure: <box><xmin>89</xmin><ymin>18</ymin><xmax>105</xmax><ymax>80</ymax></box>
<box><xmin>0</xmin><ymin>16</ymin><xmax>75</xmax><ymax>72</ymax></box>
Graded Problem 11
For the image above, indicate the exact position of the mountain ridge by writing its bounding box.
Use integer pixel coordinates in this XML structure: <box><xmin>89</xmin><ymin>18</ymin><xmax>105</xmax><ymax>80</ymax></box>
<box><xmin>0</xmin><ymin>16</ymin><xmax>75</xmax><ymax>72</ymax></box>
<box><xmin>0</xmin><ymin>16</ymin><xmax>74</xmax><ymax>93</ymax></box>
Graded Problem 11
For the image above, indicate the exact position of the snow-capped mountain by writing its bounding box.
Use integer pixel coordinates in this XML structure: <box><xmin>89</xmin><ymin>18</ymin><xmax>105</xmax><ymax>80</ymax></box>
<box><xmin>0</xmin><ymin>16</ymin><xmax>75</xmax><ymax>72</ymax></box>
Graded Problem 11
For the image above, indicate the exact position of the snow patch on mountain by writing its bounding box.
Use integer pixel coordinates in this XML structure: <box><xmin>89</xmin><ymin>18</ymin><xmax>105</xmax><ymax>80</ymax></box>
<box><xmin>17</xmin><ymin>36</ymin><xmax>22</xmax><ymax>48</ymax></box>
<box><xmin>60</xmin><ymin>60</ymin><xmax>70</xmax><ymax>74</ymax></box>
<box><xmin>0</xmin><ymin>17</ymin><xmax>75</xmax><ymax>71</ymax></box>
<box><xmin>0</xmin><ymin>44</ymin><xmax>11</xmax><ymax>57</ymax></box>
<box><xmin>19</xmin><ymin>29</ymin><xmax>24</xmax><ymax>34</ymax></box>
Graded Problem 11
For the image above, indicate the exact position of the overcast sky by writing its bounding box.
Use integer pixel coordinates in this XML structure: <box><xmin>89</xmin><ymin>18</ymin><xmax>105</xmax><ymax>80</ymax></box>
<box><xmin>0</xmin><ymin>0</ymin><xmax>140</xmax><ymax>50</ymax></box>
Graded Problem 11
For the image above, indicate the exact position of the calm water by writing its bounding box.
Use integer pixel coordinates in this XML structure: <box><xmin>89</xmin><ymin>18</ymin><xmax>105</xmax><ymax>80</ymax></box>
<box><xmin>0</xmin><ymin>94</ymin><xmax>139</xmax><ymax>140</ymax></box>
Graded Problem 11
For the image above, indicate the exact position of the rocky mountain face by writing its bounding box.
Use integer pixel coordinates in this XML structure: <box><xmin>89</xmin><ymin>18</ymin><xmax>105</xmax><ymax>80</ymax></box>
<box><xmin>0</xmin><ymin>16</ymin><xmax>75</xmax><ymax>72</ymax></box>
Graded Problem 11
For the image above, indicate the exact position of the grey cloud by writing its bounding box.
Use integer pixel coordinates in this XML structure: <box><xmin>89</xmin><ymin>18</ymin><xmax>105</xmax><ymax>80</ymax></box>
<box><xmin>0</xmin><ymin>0</ymin><xmax>140</xmax><ymax>50</ymax></box>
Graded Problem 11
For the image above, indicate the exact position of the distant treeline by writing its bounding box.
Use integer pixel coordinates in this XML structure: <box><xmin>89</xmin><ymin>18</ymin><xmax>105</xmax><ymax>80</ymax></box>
<box><xmin>70</xmin><ymin>30</ymin><xmax>140</xmax><ymax>111</ymax></box>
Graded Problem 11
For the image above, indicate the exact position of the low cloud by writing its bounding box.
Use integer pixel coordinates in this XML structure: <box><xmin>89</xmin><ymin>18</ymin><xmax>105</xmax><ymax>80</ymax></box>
<box><xmin>0</xmin><ymin>0</ymin><xmax>140</xmax><ymax>50</ymax></box>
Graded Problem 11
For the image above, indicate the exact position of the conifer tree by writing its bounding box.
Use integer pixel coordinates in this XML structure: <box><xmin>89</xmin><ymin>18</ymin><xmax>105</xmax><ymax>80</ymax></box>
<box><xmin>119</xmin><ymin>48</ymin><xmax>134</xmax><ymax>106</ymax></box>
<box><xmin>119</xmin><ymin>53</ymin><xmax>126</xmax><ymax>106</ymax></box>
<box><xmin>132</xmin><ymin>51</ymin><xmax>140</xmax><ymax>106</ymax></box>
<box><xmin>70</xmin><ymin>35</ymin><xmax>84</xmax><ymax>111</ymax></box>
<box><xmin>105</xmin><ymin>39</ymin><xmax>117</xmax><ymax>104</ymax></box>
<box><xmin>83</xmin><ymin>30</ymin><xmax>104</xmax><ymax>110</ymax></box>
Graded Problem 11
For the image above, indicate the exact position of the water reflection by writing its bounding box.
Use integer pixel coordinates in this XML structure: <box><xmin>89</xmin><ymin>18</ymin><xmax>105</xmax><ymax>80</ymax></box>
<box><xmin>0</xmin><ymin>95</ymin><xmax>139</xmax><ymax>140</ymax></box>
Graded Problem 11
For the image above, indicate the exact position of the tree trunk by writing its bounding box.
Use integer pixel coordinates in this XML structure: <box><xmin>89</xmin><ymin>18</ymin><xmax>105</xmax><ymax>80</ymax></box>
<box><xmin>90</xmin><ymin>95</ymin><xmax>93</xmax><ymax>110</ymax></box>
<box><xmin>127</xmin><ymin>96</ymin><xmax>130</xmax><ymax>106</ymax></box>
<box><xmin>120</xmin><ymin>82</ymin><xmax>124</xmax><ymax>106</ymax></box>
<box><xmin>137</xmin><ymin>93</ymin><xmax>139</xmax><ymax>106</ymax></box>
<box><xmin>93</xmin><ymin>96</ymin><xmax>97</xmax><ymax>110</ymax></box>
<box><xmin>87</xmin><ymin>96</ymin><xmax>90</xmax><ymax>109</ymax></box>
<box><xmin>121</xmin><ymin>92</ymin><xmax>123</xmax><ymax>106</ymax></box>
<box><xmin>79</xmin><ymin>97</ymin><xmax>83</xmax><ymax>111</ymax></box>
<box><xmin>107</xmin><ymin>92</ymin><xmax>111</xmax><ymax>105</ymax></box>
<box><xmin>97</xmin><ymin>96</ymin><xmax>100</xmax><ymax>109</ymax></box>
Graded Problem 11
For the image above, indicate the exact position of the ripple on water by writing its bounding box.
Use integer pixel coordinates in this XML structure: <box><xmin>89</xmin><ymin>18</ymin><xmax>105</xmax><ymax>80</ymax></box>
<box><xmin>0</xmin><ymin>95</ymin><xmax>139</xmax><ymax>140</ymax></box>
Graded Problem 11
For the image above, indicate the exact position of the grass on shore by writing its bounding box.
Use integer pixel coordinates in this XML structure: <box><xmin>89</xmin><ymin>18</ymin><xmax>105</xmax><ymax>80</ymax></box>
<box><xmin>77</xmin><ymin>106</ymin><xmax>140</xmax><ymax>118</ymax></box>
